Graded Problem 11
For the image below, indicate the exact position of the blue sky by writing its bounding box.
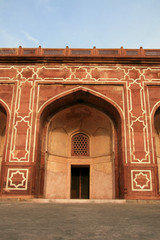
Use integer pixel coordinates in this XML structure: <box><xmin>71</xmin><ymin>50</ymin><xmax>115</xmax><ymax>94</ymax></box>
<box><xmin>0</xmin><ymin>0</ymin><xmax>160</xmax><ymax>48</ymax></box>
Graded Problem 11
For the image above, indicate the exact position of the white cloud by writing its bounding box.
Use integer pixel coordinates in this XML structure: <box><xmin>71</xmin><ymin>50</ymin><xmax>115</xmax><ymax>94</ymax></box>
<box><xmin>23</xmin><ymin>31</ymin><xmax>39</xmax><ymax>46</ymax></box>
<box><xmin>0</xmin><ymin>27</ymin><xmax>22</xmax><ymax>47</ymax></box>
<box><xmin>0</xmin><ymin>27</ymin><xmax>40</xmax><ymax>47</ymax></box>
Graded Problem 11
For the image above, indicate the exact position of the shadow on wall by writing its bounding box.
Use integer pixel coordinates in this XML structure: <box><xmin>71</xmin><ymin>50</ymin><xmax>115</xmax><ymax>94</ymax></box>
<box><xmin>0</xmin><ymin>106</ymin><xmax>6</xmax><ymax>166</ymax></box>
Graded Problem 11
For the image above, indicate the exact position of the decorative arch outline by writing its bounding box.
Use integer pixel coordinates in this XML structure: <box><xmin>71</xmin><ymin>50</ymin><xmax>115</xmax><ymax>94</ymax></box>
<box><xmin>38</xmin><ymin>86</ymin><xmax>124</xmax><ymax>119</ymax></box>
<box><xmin>151</xmin><ymin>100</ymin><xmax>160</xmax><ymax>119</ymax></box>
<box><xmin>0</xmin><ymin>99</ymin><xmax>10</xmax><ymax>116</ymax></box>
<box><xmin>150</xmin><ymin>101</ymin><xmax>160</xmax><ymax>164</ymax></box>
<box><xmin>35</xmin><ymin>87</ymin><xmax>126</xmax><ymax>199</ymax></box>
<box><xmin>151</xmin><ymin>102</ymin><xmax>160</xmax><ymax>193</ymax></box>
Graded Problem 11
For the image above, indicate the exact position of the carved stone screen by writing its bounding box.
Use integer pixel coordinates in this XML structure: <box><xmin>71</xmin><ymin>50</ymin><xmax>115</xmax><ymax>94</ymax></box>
<box><xmin>71</xmin><ymin>133</ymin><xmax>89</xmax><ymax>156</ymax></box>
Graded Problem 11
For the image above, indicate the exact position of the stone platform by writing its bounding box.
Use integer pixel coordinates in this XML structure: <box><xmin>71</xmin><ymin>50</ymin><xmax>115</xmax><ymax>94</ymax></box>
<box><xmin>1</xmin><ymin>198</ymin><xmax>160</xmax><ymax>204</ymax></box>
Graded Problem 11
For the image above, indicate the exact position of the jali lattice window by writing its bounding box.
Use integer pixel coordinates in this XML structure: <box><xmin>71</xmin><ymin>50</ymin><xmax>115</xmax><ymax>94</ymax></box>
<box><xmin>71</xmin><ymin>133</ymin><xmax>89</xmax><ymax>156</ymax></box>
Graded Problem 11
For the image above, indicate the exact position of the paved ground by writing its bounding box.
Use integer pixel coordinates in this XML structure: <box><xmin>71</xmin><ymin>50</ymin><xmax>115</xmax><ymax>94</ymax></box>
<box><xmin>0</xmin><ymin>202</ymin><xmax>160</xmax><ymax>240</ymax></box>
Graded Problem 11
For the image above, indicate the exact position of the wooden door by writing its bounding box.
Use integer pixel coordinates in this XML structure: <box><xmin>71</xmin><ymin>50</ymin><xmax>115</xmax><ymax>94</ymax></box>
<box><xmin>71</xmin><ymin>166</ymin><xmax>89</xmax><ymax>199</ymax></box>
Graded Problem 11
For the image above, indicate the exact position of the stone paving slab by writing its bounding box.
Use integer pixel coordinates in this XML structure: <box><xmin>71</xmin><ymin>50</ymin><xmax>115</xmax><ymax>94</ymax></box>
<box><xmin>0</xmin><ymin>202</ymin><xmax>160</xmax><ymax>240</ymax></box>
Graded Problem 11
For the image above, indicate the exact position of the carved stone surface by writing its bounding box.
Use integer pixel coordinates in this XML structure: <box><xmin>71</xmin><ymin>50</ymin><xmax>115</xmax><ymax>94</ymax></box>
<box><xmin>0</xmin><ymin>47</ymin><xmax>160</xmax><ymax>199</ymax></box>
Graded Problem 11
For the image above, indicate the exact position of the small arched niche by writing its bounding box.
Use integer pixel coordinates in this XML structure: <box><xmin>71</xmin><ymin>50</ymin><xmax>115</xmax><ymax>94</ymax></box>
<box><xmin>154</xmin><ymin>108</ymin><xmax>160</xmax><ymax>192</ymax></box>
<box><xmin>0</xmin><ymin>105</ymin><xmax>7</xmax><ymax>168</ymax></box>
<box><xmin>44</xmin><ymin>104</ymin><xmax>115</xmax><ymax>199</ymax></box>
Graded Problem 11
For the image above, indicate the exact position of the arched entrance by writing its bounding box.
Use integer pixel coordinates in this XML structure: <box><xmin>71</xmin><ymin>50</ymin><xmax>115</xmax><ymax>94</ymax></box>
<box><xmin>45</xmin><ymin>104</ymin><xmax>114</xmax><ymax>199</ymax></box>
<box><xmin>0</xmin><ymin>104</ymin><xmax>7</xmax><ymax>183</ymax></box>
<box><xmin>154</xmin><ymin>107</ymin><xmax>160</xmax><ymax>192</ymax></box>
<box><xmin>37</xmin><ymin>90</ymin><xmax>124</xmax><ymax>199</ymax></box>
<box><xmin>0</xmin><ymin>105</ymin><xmax>7</xmax><ymax>165</ymax></box>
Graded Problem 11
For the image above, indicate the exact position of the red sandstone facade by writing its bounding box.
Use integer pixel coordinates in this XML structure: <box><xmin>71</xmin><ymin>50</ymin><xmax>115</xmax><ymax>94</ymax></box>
<box><xmin>0</xmin><ymin>47</ymin><xmax>160</xmax><ymax>199</ymax></box>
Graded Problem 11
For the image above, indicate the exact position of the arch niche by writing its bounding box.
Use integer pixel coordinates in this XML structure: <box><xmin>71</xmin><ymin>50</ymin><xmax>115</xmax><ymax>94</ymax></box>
<box><xmin>0</xmin><ymin>104</ymin><xmax>7</xmax><ymax>172</ymax></box>
<box><xmin>154</xmin><ymin>107</ymin><xmax>160</xmax><ymax>192</ymax></box>
<box><xmin>37</xmin><ymin>90</ymin><xmax>124</xmax><ymax>199</ymax></box>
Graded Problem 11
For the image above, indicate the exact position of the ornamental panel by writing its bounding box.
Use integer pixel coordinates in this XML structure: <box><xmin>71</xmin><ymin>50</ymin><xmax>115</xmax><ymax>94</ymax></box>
<box><xmin>6</xmin><ymin>168</ymin><xmax>29</xmax><ymax>190</ymax></box>
<box><xmin>131</xmin><ymin>170</ymin><xmax>152</xmax><ymax>191</ymax></box>
<box><xmin>126</xmin><ymin>68</ymin><xmax>150</xmax><ymax>163</ymax></box>
<box><xmin>9</xmin><ymin>77</ymin><xmax>35</xmax><ymax>162</ymax></box>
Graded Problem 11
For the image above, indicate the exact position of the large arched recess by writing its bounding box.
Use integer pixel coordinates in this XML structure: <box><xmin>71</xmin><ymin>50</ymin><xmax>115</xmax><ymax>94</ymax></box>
<box><xmin>0</xmin><ymin>101</ymin><xmax>9</xmax><ymax>193</ymax></box>
<box><xmin>153</xmin><ymin>105</ymin><xmax>160</xmax><ymax>194</ymax></box>
<box><xmin>36</xmin><ymin>89</ymin><xmax>125</xmax><ymax>199</ymax></box>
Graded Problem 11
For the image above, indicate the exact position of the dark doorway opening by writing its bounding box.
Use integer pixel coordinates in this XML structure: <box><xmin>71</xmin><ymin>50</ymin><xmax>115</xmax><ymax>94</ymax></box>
<box><xmin>71</xmin><ymin>166</ymin><xmax>90</xmax><ymax>199</ymax></box>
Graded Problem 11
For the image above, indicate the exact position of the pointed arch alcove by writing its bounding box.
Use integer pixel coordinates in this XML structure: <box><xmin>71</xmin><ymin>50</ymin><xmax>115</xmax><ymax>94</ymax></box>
<box><xmin>0</xmin><ymin>103</ymin><xmax>7</xmax><ymax>177</ymax></box>
<box><xmin>154</xmin><ymin>107</ymin><xmax>160</xmax><ymax>193</ymax></box>
<box><xmin>36</xmin><ymin>89</ymin><xmax>124</xmax><ymax>199</ymax></box>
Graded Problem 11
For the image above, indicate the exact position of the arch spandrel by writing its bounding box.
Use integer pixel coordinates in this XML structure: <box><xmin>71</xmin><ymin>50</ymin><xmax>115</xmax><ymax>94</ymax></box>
<box><xmin>39</xmin><ymin>88</ymin><xmax>124</xmax><ymax>134</ymax></box>
<box><xmin>38</xmin><ymin>87</ymin><xmax>124</xmax><ymax>121</ymax></box>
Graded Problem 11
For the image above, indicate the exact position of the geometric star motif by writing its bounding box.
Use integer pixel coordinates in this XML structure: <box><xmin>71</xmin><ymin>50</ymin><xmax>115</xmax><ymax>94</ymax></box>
<box><xmin>9</xmin><ymin>171</ymin><xmax>26</xmax><ymax>188</ymax></box>
<box><xmin>133</xmin><ymin>172</ymin><xmax>150</xmax><ymax>189</ymax></box>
